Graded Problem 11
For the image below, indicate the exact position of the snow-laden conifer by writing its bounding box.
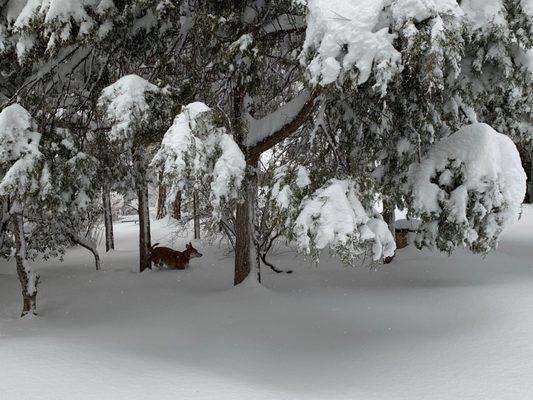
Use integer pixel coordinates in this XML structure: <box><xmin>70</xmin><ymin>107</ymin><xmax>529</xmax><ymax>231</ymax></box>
<box><xmin>407</xmin><ymin>123</ymin><xmax>526</xmax><ymax>253</ymax></box>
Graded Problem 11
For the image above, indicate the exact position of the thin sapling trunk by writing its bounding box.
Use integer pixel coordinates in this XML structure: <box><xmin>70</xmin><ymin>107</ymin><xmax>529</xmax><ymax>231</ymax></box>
<box><xmin>156</xmin><ymin>169</ymin><xmax>167</xmax><ymax>220</ymax></box>
<box><xmin>69</xmin><ymin>230</ymin><xmax>101</xmax><ymax>271</ymax></box>
<box><xmin>102</xmin><ymin>188</ymin><xmax>114</xmax><ymax>252</ymax></box>
<box><xmin>13</xmin><ymin>214</ymin><xmax>39</xmax><ymax>317</ymax></box>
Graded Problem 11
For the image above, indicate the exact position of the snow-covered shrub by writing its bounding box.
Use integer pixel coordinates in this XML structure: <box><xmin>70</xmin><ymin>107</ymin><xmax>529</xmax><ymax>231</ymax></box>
<box><xmin>407</xmin><ymin>123</ymin><xmax>527</xmax><ymax>253</ymax></box>
<box><xmin>294</xmin><ymin>179</ymin><xmax>396</xmax><ymax>264</ymax></box>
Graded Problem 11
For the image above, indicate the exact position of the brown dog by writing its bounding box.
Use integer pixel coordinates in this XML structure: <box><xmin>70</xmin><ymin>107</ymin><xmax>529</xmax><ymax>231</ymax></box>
<box><xmin>150</xmin><ymin>242</ymin><xmax>203</xmax><ymax>269</ymax></box>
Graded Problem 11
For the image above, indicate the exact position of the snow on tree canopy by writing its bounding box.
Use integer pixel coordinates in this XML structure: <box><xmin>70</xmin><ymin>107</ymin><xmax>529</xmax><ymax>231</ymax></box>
<box><xmin>300</xmin><ymin>0</ymin><xmax>470</xmax><ymax>93</ymax></box>
<box><xmin>151</xmin><ymin>102</ymin><xmax>245</xmax><ymax>215</ymax></box>
<box><xmin>0</xmin><ymin>104</ymin><xmax>42</xmax><ymax>197</ymax></box>
<box><xmin>151</xmin><ymin>101</ymin><xmax>212</xmax><ymax>210</ymax></box>
<box><xmin>151</xmin><ymin>102</ymin><xmax>209</xmax><ymax>188</ymax></box>
<box><xmin>408</xmin><ymin>123</ymin><xmax>527</xmax><ymax>254</ymax></box>
<box><xmin>294</xmin><ymin>179</ymin><xmax>396</xmax><ymax>263</ymax></box>
<box><xmin>460</xmin><ymin>0</ymin><xmax>533</xmax><ymax>30</ymax></box>
<box><xmin>98</xmin><ymin>74</ymin><xmax>161</xmax><ymax>143</ymax></box>
<box><xmin>207</xmin><ymin>132</ymin><xmax>246</xmax><ymax>210</ymax></box>
<box><xmin>460</xmin><ymin>0</ymin><xmax>505</xmax><ymax>29</ymax></box>
<box><xmin>7</xmin><ymin>0</ymin><xmax>100</xmax><ymax>57</ymax></box>
<box><xmin>389</xmin><ymin>0</ymin><xmax>461</xmax><ymax>23</ymax></box>
<box><xmin>301</xmin><ymin>0</ymin><xmax>401</xmax><ymax>92</ymax></box>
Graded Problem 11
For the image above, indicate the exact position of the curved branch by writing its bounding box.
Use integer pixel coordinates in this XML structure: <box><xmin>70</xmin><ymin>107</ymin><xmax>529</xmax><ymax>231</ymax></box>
<box><xmin>247</xmin><ymin>89</ymin><xmax>320</xmax><ymax>160</ymax></box>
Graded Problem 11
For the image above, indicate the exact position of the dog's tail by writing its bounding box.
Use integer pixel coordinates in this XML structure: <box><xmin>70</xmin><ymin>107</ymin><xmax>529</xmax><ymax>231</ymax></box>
<box><xmin>150</xmin><ymin>243</ymin><xmax>160</xmax><ymax>257</ymax></box>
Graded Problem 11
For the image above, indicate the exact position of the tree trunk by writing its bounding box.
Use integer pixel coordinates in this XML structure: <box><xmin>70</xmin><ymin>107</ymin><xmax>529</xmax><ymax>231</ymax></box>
<box><xmin>69</xmin><ymin>231</ymin><xmax>101</xmax><ymax>271</ymax></box>
<box><xmin>156</xmin><ymin>170</ymin><xmax>167</xmax><ymax>219</ymax></box>
<box><xmin>138</xmin><ymin>182</ymin><xmax>152</xmax><ymax>272</ymax></box>
<box><xmin>134</xmin><ymin>152</ymin><xmax>152</xmax><ymax>272</ymax></box>
<box><xmin>102</xmin><ymin>188</ymin><xmax>114</xmax><ymax>252</ymax></box>
<box><xmin>13</xmin><ymin>214</ymin><xmax>39</xmax><ymax>317</ymax></box>
<box><xmin>382</xmin><ymin>198</ymin><xmax>396</xmax><ymax>264</ymax></box>
<box><xmin>173</xmin><ymin>191</ymin><xmax>182</xmax><ymax>220</ymax></box>
<box><xmin>0</xmin><ymin>198</ymin><xmax>9</xmax><ymax>249</ymax></box>
<box><xmin>529</xmin><ymin>150</ymin><xmax>533</xmax><ymax>204</ymax></box>
<box><xmin>193</xmin><ymin>191</ymin><xmax>200</xmax><ymax>240</ymax></box>
<box><xmin>234</xmin><ymin>159</ymin><xmax>259</xmax><ymax>285</ymax></box>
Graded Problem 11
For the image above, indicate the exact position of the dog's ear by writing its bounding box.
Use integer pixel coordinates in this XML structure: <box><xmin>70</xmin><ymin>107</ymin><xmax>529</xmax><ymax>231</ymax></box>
<box><xmin>186</xmin><ymin>243</ymin><xmax>191</xmax><ymax>249</ymax></box>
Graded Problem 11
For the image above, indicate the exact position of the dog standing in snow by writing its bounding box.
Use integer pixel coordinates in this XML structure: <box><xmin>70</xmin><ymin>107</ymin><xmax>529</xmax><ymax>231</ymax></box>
<box><xmin>150</xmin><ymin>242</ymin><xmax>203</xmax><ymax>269</ymax></box>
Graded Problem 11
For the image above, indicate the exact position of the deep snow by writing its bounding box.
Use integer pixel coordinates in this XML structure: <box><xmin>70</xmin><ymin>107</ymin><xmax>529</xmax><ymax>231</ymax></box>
<box><xmin>1</xmin><ymin>206</ymin><xmax>533</xmax><ymax>400</ymax></box>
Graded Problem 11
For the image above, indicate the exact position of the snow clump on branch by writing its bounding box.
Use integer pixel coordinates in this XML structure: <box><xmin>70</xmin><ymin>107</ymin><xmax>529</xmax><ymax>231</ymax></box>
<box><xmin>0</xmin><ymin>104</ymin><xmax>42</xmax><ymax>198</ymax></box>
<box><xmin>151</xmin><ymin>102</ymin><xmax>245</xmax><ymax>218</ymax></box>
<box><xmin>294</xmin><ymin>179</ymin><xmax>396</xmax><ymax>263</ymax></box>
<box><xmin>407</xmin><ymin>123</ymin><xmax>527</xmax><ymax>254</ymax></box>
<box><xmin>98</xmin><ymin>74</ymin><xmax>162</xmax><ymax>143</ymax></box>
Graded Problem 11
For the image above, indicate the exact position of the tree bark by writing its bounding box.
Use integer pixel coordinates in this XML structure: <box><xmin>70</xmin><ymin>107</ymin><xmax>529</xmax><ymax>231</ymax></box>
<box><xmin>193</xmin><ymin>191</ymin><xmax>200</xmax><ymax>240</ymax></box>
<box><xmin>529</xmin><ymin>150</ymin><xmax>533</xmax><ymax>204</ymax></box>
<box><xmin>134</xmin><ymin>152</ymin><xmax>152</xmax><ymax>273</ymax></box>
<box><xmin>69</xmin><ymin>231</ymin><xmax>101</xmax><ymax>271</ymax></box>
<box><xmin>173</xmin><ymin>191</ymin><xmax>182</xmax><ymax>220</ymax></box>
<box><xmin>156</xmin><ymin>170</ymin><xmax>167</xmax><ymax>219</ymax></box>
<box><xmin>138</xmin><ymin>182</ymin><xmax>152</xmax><ymax>272</ymax></box>
<box><xmin>13</xmin><ymin>214</ymin><xmax>39</xmax><ymax>317</ymax></box>
<box><xmin>234</xmin><ymin>158</ymin><xmax>259</xmax><ymax>285</ymax></box>
<box><xmin>0</xmin><ymin>198</ymin><xmax>9</xmax><ymax>249</ymax></box>
<box><xmin>382</xmin><ymin>198</ymin><xmax>396</xmax><ymax>264</ymax></box>
<box><xmin>232</xmin><ymin>89</ymin><xmax>318</xmax><ymax>286</ymax></box>
<box><xmin>102</xmin><ymin>188</ymin><xmax>114</xmax><ymax>252</ymax></box>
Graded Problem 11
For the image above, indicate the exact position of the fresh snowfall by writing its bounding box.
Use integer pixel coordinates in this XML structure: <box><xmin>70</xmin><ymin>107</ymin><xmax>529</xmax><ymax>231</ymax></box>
<box><xmin>0</xmin><ymin>0</ymin><xmax>532</xmax><ymax>399</ymax></box>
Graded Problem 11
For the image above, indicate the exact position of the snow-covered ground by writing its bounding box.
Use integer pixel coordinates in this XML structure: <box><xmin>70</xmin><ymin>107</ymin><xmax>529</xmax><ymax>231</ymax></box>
<box><xmin>1</xmin><ymin>207</ymin><xmax>533</xmax><ymax>400</ymax></box>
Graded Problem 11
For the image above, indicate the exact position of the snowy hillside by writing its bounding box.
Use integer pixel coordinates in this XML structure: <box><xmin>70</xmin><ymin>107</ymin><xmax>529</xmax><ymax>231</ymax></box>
<box><xmin>1</xmin><ymin>206</ymin><xmax>532</xmax><ymax>400</ymax></box>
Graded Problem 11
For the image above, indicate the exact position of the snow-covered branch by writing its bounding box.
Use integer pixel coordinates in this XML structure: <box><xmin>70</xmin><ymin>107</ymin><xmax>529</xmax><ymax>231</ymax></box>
<box><xmin>294</xmin><ymin>179</ymin><xmax>396</xmax><ymax>263</ymax></box>
<box><xmin>246</xmin><ymin>89</ymin><xmax>319</xmax><ymax>159</ymax></box>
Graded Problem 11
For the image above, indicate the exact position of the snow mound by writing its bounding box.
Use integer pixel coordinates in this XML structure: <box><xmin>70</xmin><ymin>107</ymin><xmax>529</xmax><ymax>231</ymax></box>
<box><xmin>98</xmin><ymin>75</ymin><xmax>161</xmax><ymax>142</ymax></box>
<box><xmin>408</xmin><ymin>123</ymin><xmax>526</xmax><ymax>253</ymax></box>
<box><xmin>294</xmin><ymin>179</ymin><xmax>395</xmax><ymax>262</ymax></box>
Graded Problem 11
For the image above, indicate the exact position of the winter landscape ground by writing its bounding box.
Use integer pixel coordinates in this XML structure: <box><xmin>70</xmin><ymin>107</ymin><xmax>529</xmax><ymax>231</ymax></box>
<box><xmin>1</xmin><ymin>206</ymin><xmax>532</xmax><ymax>400</ymax></box>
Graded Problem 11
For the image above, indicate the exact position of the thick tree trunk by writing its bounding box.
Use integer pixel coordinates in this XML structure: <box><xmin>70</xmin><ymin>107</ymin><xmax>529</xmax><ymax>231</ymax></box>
<box><xmin>156</xmin><ymin>170</ymin><xmax>167</xmax><ymax>220</ymax></box>
<box><xmin>69</xmin><ymin>231</ymin><xmax>101</xmax><ymax>271</ymax></box>
<box><xmin>382</xmin><ymin>198</ymin><xmax>396</xmax><ymax>264</ymax></box>
<box><xmin>13</xmin><ymin>215</ymin><xmax>39</xmax><ymax>317</ymax></box>
<box><xmin>234</xmin><ymin>159</ymin><xmax>259</xmax><ymax>285</ymax></box>
<box><xmin>102</xmin><ymin>188</ymin><xmax>114</xmax><ymax>252</ymax></box>
<box><xmin>173</xmin><ymin>191</ymin><xmax>182</xmax><ymax>220</ymax></box>
<box><xmin>193</xmin><ymin>191</ymin><xmax>200</xmax><ymax>240</ymax></box>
